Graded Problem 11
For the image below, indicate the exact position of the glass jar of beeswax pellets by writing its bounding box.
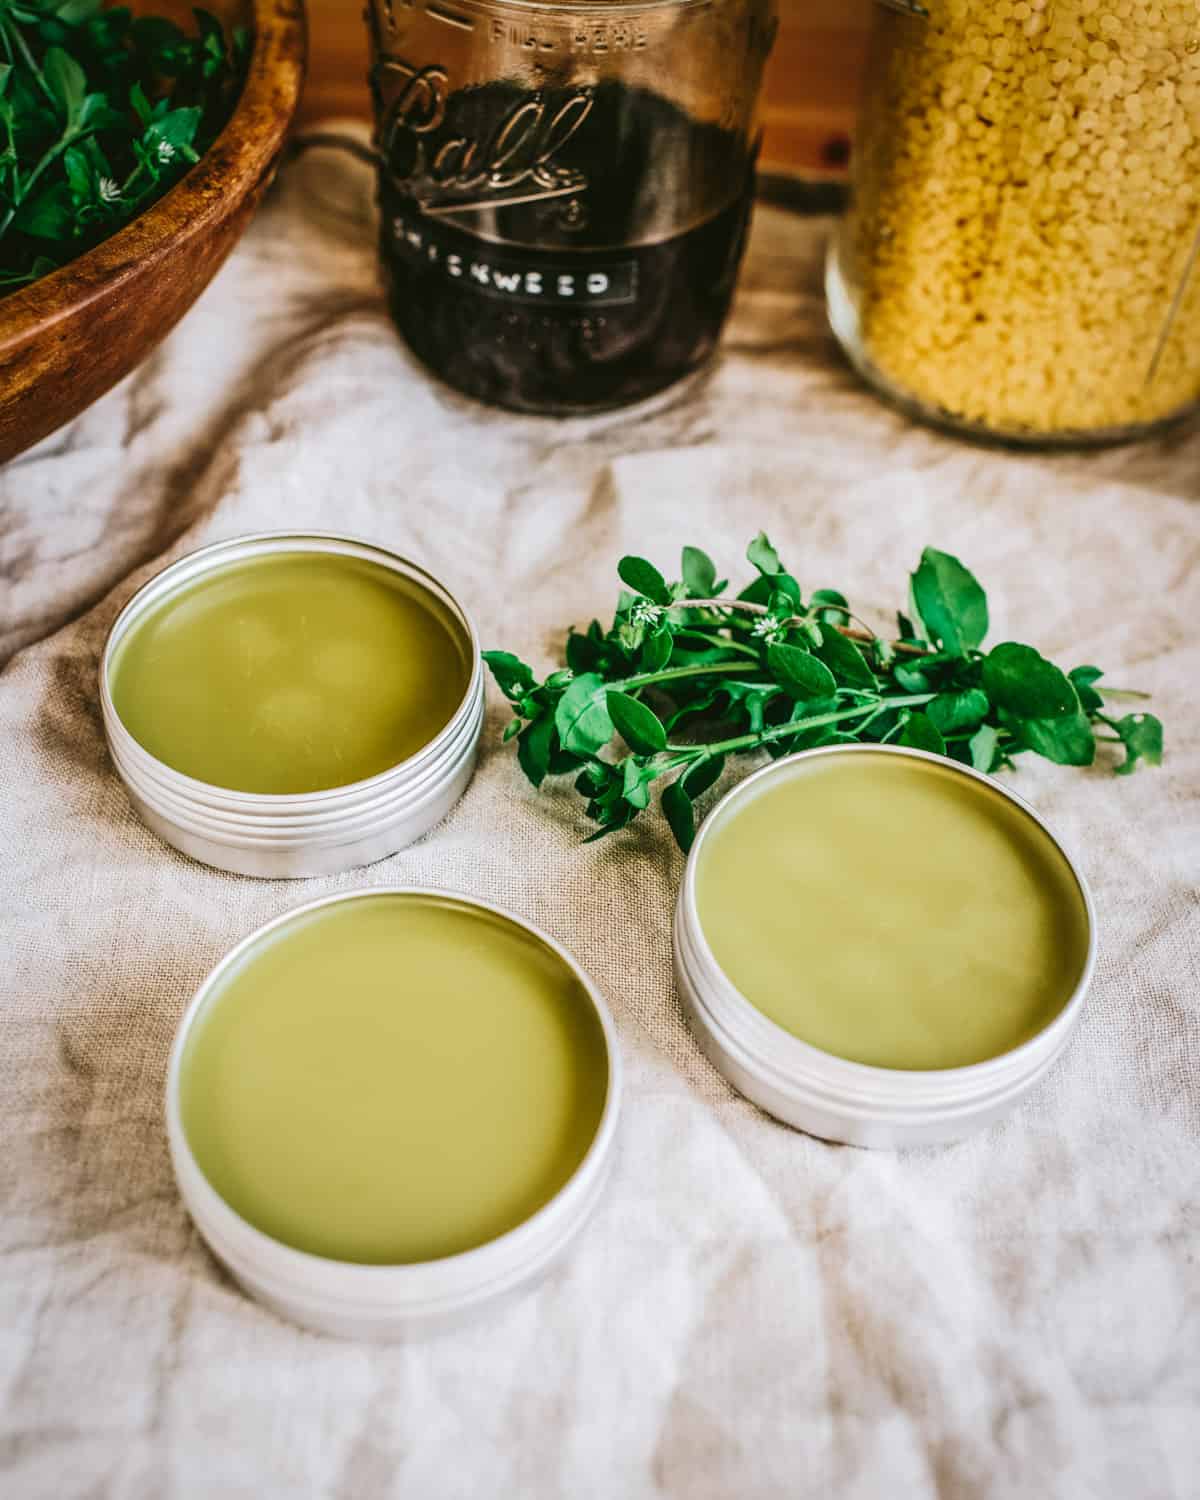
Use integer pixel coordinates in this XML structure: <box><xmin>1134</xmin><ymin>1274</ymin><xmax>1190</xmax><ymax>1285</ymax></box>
<box><xmin>827</xmin><ymin>0</ymin><xmax>1200</xmax><ymax>445</ymax></box>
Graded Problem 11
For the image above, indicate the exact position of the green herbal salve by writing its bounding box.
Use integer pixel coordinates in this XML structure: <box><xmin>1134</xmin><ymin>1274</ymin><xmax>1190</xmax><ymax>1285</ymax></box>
<box><xmin>109</xmin><ymin>552</ymin><xmax>471</xmax><ymax>794</ymax></box>
<box><xmin>695</xmin><ymin>752</ymin><xmax>1090</xmax><ymax>1070</ymax></box>
<box><xmin>179</xmin><ymin>894</ymin><xmax>610</xmax><ymax>1264</ymax></box>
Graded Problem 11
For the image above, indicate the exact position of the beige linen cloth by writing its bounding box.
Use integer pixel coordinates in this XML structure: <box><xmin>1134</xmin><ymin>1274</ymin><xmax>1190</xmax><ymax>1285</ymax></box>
<box><xmin>2</xmin><ymin>141</ymin><xmax>1199</xmax><ymax>1500</ymax></box>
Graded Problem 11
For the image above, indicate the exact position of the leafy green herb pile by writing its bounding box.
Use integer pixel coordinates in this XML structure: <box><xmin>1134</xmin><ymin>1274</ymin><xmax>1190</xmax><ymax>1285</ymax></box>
<box><xmin>0</xmin><ymin>0</ymin><xmax>248</xmax><ymax>290</ymax></box>
<box><xmin>485</xmin><ymin>536</ymin><xmax>1164</xmax><ymax>852</ymax></box>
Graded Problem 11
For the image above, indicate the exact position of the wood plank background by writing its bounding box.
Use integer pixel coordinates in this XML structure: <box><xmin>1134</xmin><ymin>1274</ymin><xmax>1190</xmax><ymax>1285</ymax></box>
<box><xmin>300</xmin><ymin>0</ymin><xmax>874</xmax><ymax>177</ymax></box>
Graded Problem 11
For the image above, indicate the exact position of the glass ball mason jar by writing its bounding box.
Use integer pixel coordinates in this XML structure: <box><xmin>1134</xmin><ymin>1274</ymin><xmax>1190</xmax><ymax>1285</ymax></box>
<box><xmin>365</xmin><ymin>0</ymin><xmax>777</xmax><ymax>415</ymax></box>
<box><xmin>827</xmin><ymin>0</ymin><xmax>1200</xmax><ymax>446</ymax></box>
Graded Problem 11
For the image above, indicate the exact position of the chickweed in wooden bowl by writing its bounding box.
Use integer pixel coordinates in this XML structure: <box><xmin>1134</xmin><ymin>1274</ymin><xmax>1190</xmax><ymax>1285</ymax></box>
<box><xmin>0</xmin><ymin>0</ymin><xmax>305</xmax><ymax>463</ymax></box>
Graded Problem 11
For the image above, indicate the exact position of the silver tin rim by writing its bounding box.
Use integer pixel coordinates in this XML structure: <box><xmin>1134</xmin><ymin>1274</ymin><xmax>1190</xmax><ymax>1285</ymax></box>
<box><xmin>674</xmin><ymin>744</ymin><xmax>1097</xmax><ymax>1148</ymax></box>
<box><xmin>100</xmin><ymin>533</ymin><xmax>485</xmax><ymax>876</ymax></box>
<box><xmin>166</xmin><ymin>888</ymin><xmax>623</xmax><ymax>1337</ymax></box>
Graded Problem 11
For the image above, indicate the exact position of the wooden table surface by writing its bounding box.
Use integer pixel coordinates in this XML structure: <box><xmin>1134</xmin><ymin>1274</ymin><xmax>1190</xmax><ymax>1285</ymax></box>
<box><xmin>300</xmin><ymin>0</ymin><xmax>873</xmax><ymax>178</ymax></box>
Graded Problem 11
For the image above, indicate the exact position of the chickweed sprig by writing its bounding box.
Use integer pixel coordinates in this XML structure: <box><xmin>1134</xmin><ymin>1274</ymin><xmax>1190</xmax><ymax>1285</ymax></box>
<box><xmin>485</xmin><ymin>535</ymin><xmax>1163</xmax><ymax>852</ymax></box>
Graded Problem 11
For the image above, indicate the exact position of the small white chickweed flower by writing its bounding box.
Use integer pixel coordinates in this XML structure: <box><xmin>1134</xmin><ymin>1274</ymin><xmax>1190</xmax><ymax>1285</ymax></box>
<box><xmin>156</xmin><ymin>140</ymin><xmax>175</xmax><ymax>163</ymax></box>
<box><xmin>630</xmin><ymin>599</ymin><xmax>664</xmax><ymax>629</ymax></box>
<box><xmin>751</xmin><ymin>616</ymin><xmax>786</xmax><ymax>644</ymax></box>
<box><xmin>98</xmin><ymin>177</ymin><xmax>121</xmax><ymax>203</ymax></box>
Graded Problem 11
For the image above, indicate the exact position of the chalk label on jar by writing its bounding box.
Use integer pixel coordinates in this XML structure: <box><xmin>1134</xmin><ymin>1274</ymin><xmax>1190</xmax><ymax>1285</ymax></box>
<box><xmin>386</xmin><ymin>206</ymin><xmax>639</xmax><ymax>306</ymax></box>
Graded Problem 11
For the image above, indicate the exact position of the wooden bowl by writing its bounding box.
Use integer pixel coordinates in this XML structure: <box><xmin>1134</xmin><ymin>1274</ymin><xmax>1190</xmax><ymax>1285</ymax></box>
<box><xmin>0</xmin><ymin>0</ymin><xmax>306</xmax><ymax>464</ymax></box>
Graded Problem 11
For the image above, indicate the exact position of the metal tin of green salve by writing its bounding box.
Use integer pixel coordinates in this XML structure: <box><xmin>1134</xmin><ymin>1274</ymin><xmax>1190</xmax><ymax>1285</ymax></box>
<box><xmin>166</xmin><ymin>888</ymin><xmax>623</xmax><ymax>1338</ymax></box>
<box><xmin>100</xmin><ymin>532</ymin><xmax>485</xmax><ymax>878</ymax></box>
<box><xmin>673</xmin><ymin>744</ymin><xmax>1097</xmax><ymax>1148</ymax></box>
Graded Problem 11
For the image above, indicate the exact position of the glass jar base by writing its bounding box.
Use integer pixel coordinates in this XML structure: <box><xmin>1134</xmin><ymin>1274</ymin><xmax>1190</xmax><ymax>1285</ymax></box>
<box><xmin>825</xmin><ymin>246</ymin><xmax>1199</xmax><ymax>452</ymax></box>
<box><xmin>387</xmin><ymin>291</ymin><xmax>719</xmax><ymax>421</ymax></box>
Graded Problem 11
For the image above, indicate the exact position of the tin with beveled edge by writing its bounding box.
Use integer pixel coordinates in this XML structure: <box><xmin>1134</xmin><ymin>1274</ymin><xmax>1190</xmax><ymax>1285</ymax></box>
<box><xmin>165</xmin><ymin>887</ymin><xmax>623</xmax><ymax>1338</ymax></box>
<box><xmin>100</xmin><ymin>532</ymin><xmax>485</xmax><ymax>878</ymax></box>
<box><xmin>673</xmin><ymin>744</ymin><xmax>1098</xmax><ymax>1148</ymax></box>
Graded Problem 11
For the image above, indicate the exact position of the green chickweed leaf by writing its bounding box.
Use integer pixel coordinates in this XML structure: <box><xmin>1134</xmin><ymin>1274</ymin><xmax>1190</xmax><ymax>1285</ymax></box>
<box><xmin>486</xmin><ymin>534</ymin><xmax>1163</xmax><ymax>850</ymax></box>
<box><xmin>983</xmin><ymin>642</ymin><xmax>1077</xmax><ymax>719</ymax></box>
<box><xmin>968</xmin><ymin>722</ymin><xmax>1001</xmax><ymax>773</ymax></box>
<box><xmin>910</xmin><ymin>548</ymin><xmax>988</xmax><ymax>655</ymax></box>
<box><xmin>13</xmin><ymin>179</ymin><xmax>73</xmax><ymax>236</ymax></box>
<box><xmin>78</xmin><ymin>94</ymin><xmax>123</xmax><ymax>132</ymax></box>
<box><xmin>746</xmin><ymin>532</ymin><xmax>784</xmax><ymax>576</ymax></box>
<box><xmin>62</xmin><ymin>142</ymin><xmax>90</xmax><ymax>196</ymax></box>
<box><xmin>516</xmin><ymin>714</ymin><xmax>554</xmax><ymax>788</ymax></box>
<box><xmin>618</xmin><ymin>760</ymin><xmax>646</xmax><ymax>810</ymax></box>
<box><xmin>767</xmin><ymin>586</ymin><xmax>800</xmax><ymax>624</ymax></box>
<box><xmin>660</xmin><ymin>754</ymin><xmax>726</xmax><ymax>854</ymax></box>
<box><xmin>767</xmin><ymin>642</ymin><xmax>837</xmax><ymax>701</ymax></box>
<box><xmin>740</xmin><ymin>569</ymin><xmax>801</xmax><ymax>610</ymax></box>
<box><xmin>983</xmin><ymin>642</ymin><xmax>1094</xmax><ymax>765</ymax></box>
<box><xmin>660</xmin><ymin>779</ymin><xmax>694</xmax><ymax>851</ymax></box>
<box><xmin>799</xmin><ymin>620</ymin><xmax>824</xmax><ymax>649</ymax></box>
<box><xmin>681</xmin><ymin>545</ymin><xmax>717</xmax><ymax>598</ymax></box>
<box><xmin>893</xmin><ymin>662</ymin><xmax>932</xmax><ymax>694</ymax></box>
<box><xmin>1069</xmin><ymin>665</ymin><xmax>1105</xmax><ymax>712</ymax></box>
<box><xmin>554</xmin><ymin>673</ymin><xmax>614</xmax><ymax>756</ymax></box>
<box><xmin>129</xmin><ymin>79</ymin><xmax>153</xmax><ymax>125</ymax></box>
<box><xmin>639</xmin><ymin>626</ymin><xmax>672</xmax><ymax>674</ymax></box>
<box><xmin>1111</xmin><ymin>712</ymin><xmax>1163</xmax><ymax>775</ymax></box>
<box><xmin>54</xmin><ymin>0</ymin><xmax>102</xmax><ymax>24</ymax></box>
<box><xmin>811</xmin><ymin>626</ymin><xmax>877</xmax><ymax>690</ymax></box>
<box><xmin>810</xmin><ymin>588</ymin><xmax>850</xmax><ymax>626</ymax></box>
<box><xmin>897</xmin><ymin>712</ymin><xmax>947</xmax><ymax>756</ymax></box>
<box><xmin>483</xmin><ymin>650</ymin><xmax>536</xmax><ymax>700</ymax></box>
<box><xmin>927</xmin><ymin>687</ymin><xmax>989</xmax><ymax>736</ymax></box>
<box><xmin>43</xmin><ymin>45</ymin><xmax>86</xmax><ymax>121</ymax></box>
<box><xmin>617</xmin><ymin>555</ymin><xmax>671</xmax><ymax>606</ymax></box>
<box><xmin>607</xmin><ymin>691</ymin><xmax>667</xmax><ymax>755</ymax></box>
<box><xmin>683</xmin><ymin>755</ymin><xmax>726</xmax><ymax>800</ymax></box>
<box><xmin>1017</xmin><ymin>711</ymin><xmax>1096</xmax><ymax>767</ymax></box>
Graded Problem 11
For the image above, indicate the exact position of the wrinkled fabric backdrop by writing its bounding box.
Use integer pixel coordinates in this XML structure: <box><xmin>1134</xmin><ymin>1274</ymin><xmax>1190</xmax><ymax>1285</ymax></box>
<box><xmin>2</xmin><ymin>140</ymin><xmax>1198</xmax><ymax>1500</ymax></box>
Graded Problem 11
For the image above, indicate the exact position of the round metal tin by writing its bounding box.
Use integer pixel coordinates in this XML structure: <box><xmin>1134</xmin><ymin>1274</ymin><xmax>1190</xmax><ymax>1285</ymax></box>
<box><xmin>674</xmin><ymin>745</ymin><xmax>1097</xmax><ymax>1148</ymax></box>
<box><xmin>100</xmin><ymin>533</ymin><xmax>485</xmax><ymax>878</ymax></box>
<box><xmin>166</xmin><ymin>888</ymin><xmax>623</xmax><ymax>1339</ymax></box>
